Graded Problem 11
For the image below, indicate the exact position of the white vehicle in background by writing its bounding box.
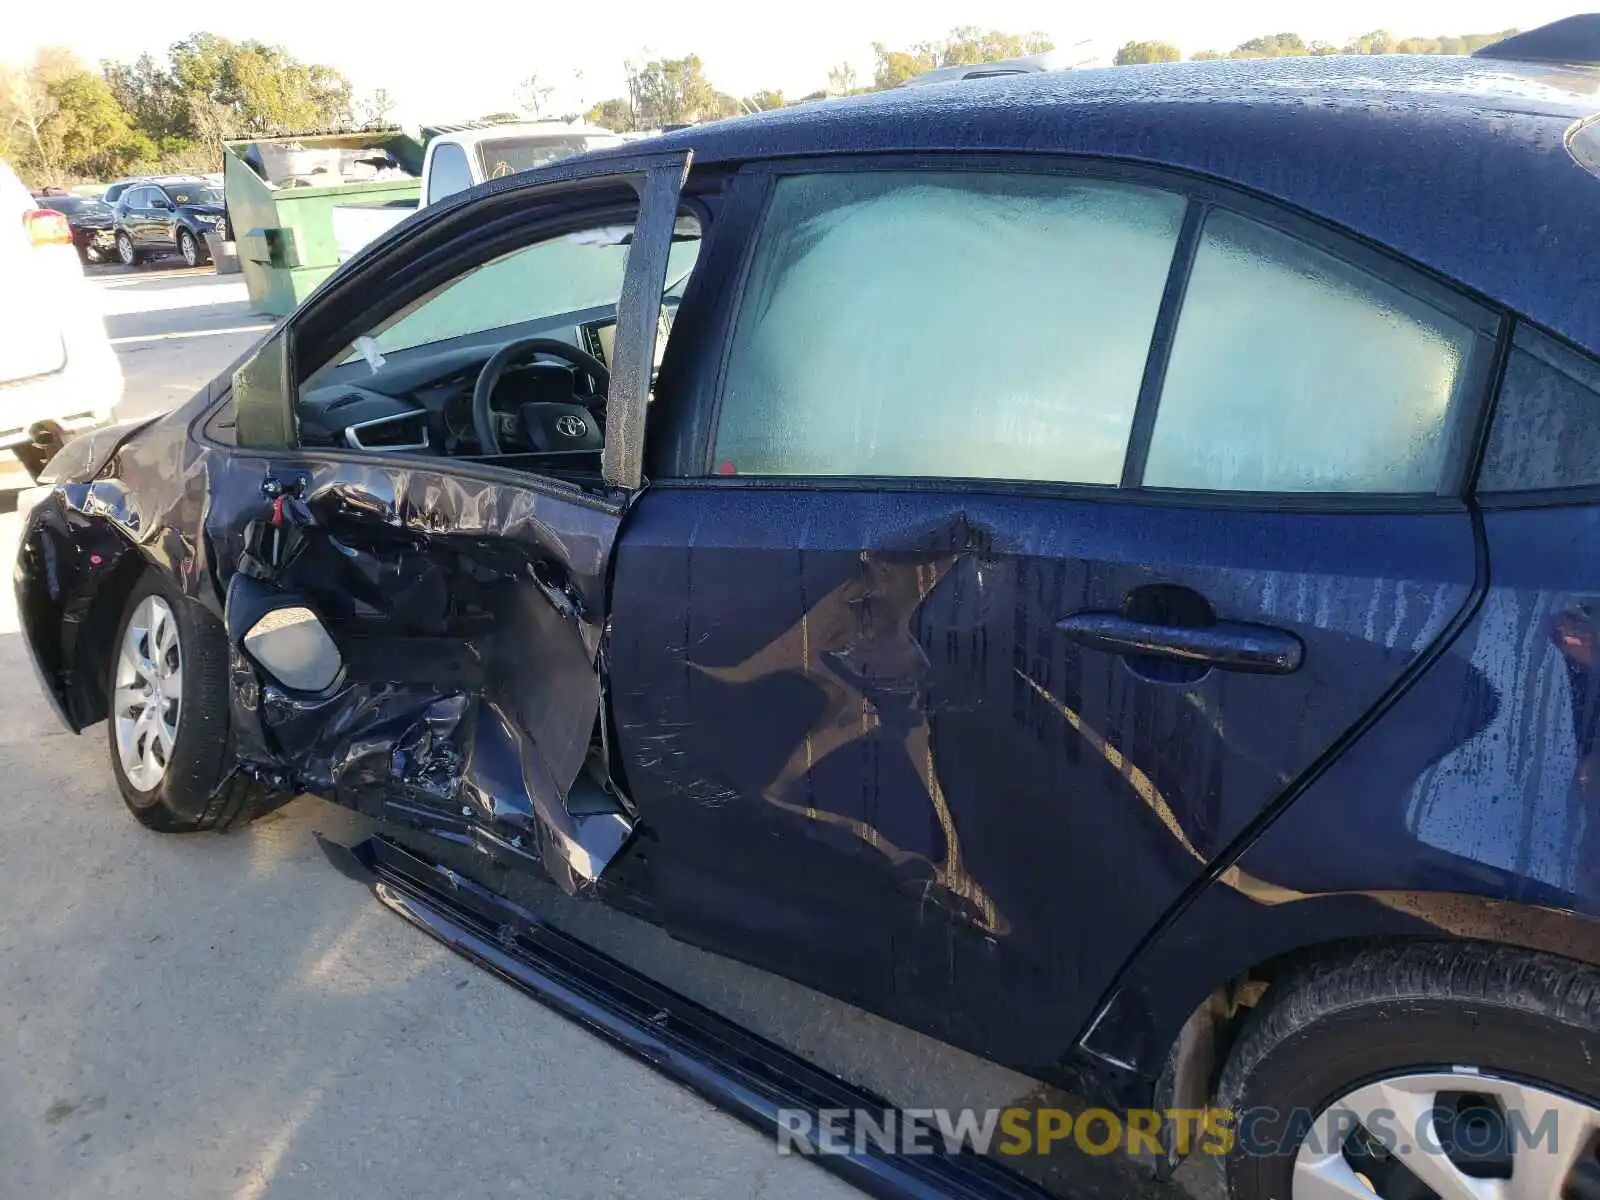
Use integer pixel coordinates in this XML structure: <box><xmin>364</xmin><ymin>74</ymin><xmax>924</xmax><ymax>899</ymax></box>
<box><xmin>331</xmin><ymin>121</ymin><xmax>627</xmax><ymax>262</ymax></box>
<box><xmin>0</xmin><ymin>156</ymin><xmax>120</xmax><ymax>483</ymax></box>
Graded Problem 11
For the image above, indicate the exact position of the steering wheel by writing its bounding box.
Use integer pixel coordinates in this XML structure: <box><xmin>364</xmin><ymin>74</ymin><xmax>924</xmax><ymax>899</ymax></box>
<box><xmin>472</xmin><ymin>337</ymin><xmax>611</xmax><ymax>455</ymax></box>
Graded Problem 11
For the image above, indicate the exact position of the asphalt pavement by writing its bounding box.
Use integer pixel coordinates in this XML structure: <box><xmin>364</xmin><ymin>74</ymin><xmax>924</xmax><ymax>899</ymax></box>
<box><xmin>94</xmin><ymin>264</ymin><xmax>273</xmax><ymax>422</ymax></box>
<box><xmin>0</xmin><ymin>262</ymin><xmax>1207</xmax><ymax>1200</ymax></box>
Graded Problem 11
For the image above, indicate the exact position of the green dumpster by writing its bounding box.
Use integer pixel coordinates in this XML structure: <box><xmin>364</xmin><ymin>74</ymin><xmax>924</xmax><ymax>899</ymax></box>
<box><xmin>223</xmin><ymin>130</ymin><xmax>425</xmax><ymax>317</ymax></box>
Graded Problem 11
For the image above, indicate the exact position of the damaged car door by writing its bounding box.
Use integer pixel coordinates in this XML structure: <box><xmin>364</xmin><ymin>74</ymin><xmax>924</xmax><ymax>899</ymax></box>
<box><xmin>608</xmin><ymin>161</ymin><xmax>1498</xmax><ymax>1069</ymax></box>
<box><xmin>217</xmin><ymin>150</ymin><xmax>692</xmax><ymax>893</ymax></box>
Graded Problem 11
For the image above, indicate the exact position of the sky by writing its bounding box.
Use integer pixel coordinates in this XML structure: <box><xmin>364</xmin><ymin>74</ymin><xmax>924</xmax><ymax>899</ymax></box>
<box><xmin>6</xmin><ymin>0</ymin><xmax>1575</xmax><ymax>125</ymax></box>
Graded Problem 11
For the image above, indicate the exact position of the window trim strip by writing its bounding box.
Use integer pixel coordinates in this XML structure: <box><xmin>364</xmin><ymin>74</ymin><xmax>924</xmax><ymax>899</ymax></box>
<box><xmin>1123</xmin><ymin>199</ymin><xmax>1205</xmax><ymax>488</ymax></box>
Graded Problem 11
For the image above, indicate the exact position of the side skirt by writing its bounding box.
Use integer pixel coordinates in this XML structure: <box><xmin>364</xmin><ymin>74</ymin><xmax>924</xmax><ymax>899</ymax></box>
<box><xmin>354</xmin><ymin>836</ymin><xmax>1054</xmax><ymax>1200</ymax></box>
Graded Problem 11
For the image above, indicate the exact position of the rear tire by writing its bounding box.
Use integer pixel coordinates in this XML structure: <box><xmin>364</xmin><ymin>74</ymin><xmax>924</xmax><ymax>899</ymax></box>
<box><xmin>1219</xmin><ymin>941</ymin><xmax>1600</xmax><ymax>1200</ymax></box>
<box><xmin>106</xmin><ymin>569</ymin><xmax>276</xmax><ymax>832</ymax></box>
<box><xmin>115</xmin><ymin>231</ymin><xmax>140</xmax><ymax>267</ymax></box>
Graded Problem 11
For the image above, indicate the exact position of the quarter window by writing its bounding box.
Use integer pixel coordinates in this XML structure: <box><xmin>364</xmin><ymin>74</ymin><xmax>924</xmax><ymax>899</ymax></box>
<box><xmin>710</xmin><ymin>172</ymin><xmax>1185</xmax><ymax>484</ymax></box>
<box><xmin>1477</xmin><ymin>327</ymin><xmax>1600</xmax><ymax>493</ymax></box>
<box><xmin>1143</xmin><ymin>210</ymin><xmax>1477</xmax><ymax>493</ymax></box>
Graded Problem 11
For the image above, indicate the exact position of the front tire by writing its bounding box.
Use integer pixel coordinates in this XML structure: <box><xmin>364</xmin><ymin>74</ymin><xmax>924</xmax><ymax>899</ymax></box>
<box><xmin>107</xmin><ymin>570</ymin><xmax>274</xmax><ymax>832</ymax></box>
<box><xmin>115</xmin><ymin>231</ymin><xmax>140</xmax><ymax>267</ymax></box>
<box><xmin>1219</xmin><ymin>942</ymin><xmax>1600</xmax><ymax>1200</ymax></box>
<box><xmin>178</xmin><ymin>229</ymin><xmax>205</xmax><ymax>267</ymax></box>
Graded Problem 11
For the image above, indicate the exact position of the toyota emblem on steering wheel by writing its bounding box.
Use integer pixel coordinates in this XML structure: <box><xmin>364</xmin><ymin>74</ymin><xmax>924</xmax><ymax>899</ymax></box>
<box><xmin>555</xmin><ymin>414</ymin><xmax>588</xmax><ymax>439</ymax></box>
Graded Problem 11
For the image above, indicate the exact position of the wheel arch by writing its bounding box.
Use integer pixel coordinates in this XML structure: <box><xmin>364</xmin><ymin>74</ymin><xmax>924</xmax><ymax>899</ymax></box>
<box><xmin>1068</xmin><ymin>888</ymin><xmax>1600</xmax><ymax>1118</ymax></box>
<box><xmin>17</xmin><ymin>501</ymin><xmax>155</xmax><ymax>732</ymax></box>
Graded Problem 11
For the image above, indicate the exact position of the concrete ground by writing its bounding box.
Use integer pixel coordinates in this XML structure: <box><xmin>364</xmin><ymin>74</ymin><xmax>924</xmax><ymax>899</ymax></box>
<box><xmin>0</xmin><ymin>262</ymin><xmax>1211</xmax><ymax>1200</ymax></box>
<box><xmin>93</xmin><ymin>264</ymin><xmax>272</xmax><ymax>422</ymax></box>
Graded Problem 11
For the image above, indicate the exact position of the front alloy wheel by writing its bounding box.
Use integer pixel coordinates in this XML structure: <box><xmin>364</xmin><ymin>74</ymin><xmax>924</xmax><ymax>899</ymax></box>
<box><xmin>113</xmin><ymin>593</ymin><xmax>182</xmax><ymax>791</ymax></box>
<box><xmin>179</xmin><ymin>229</ymin><xmax>200</xmax><ymax>267</ymax></box>
<box><xmin>105</xmin><ymin>570</ymin><xmax>282</xmax><ymax>831</ymax></box>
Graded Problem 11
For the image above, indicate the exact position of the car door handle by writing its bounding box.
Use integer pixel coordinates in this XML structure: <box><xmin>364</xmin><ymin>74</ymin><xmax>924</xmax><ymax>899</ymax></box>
<box><xmin>1056</xmin><ymin>612</ymin><xmax>1304</xmax><ymax>675</ymax></box>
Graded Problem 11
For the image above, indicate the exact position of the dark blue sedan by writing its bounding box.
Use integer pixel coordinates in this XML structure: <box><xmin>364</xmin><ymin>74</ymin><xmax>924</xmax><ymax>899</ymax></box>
<box><xmin>17</xmin><ymin>18</ymin><xmax>1600</xmax><ymax>1200</ymax></box>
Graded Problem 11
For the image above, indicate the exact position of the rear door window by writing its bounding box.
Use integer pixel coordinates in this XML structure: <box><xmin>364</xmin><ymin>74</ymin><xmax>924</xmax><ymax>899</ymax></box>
<box><xmin>1143</xmin><ymin>210</ymin><xmax>1479</xmax><ymax>493</ymax></box>
<box><xmin>710</xmin><ymin>170</ymin><xmax>1185</xmax><ymax>483</ymax></box>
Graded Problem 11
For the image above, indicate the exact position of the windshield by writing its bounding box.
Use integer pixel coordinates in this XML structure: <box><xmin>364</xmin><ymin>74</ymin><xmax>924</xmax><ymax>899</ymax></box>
<box><xmin>163</xmin><ymin>184</ymin><xmax>222</xmax><ymax>206</ymax></box>
<box><xmin>475</xmin><ymin>135</ymin><xmax>624</xmax><ymax>179</ymax></box>
<box><xmin>355</xmin><ymin>218</ymin><xmax>701</xmax><ymax>358</ymax></box>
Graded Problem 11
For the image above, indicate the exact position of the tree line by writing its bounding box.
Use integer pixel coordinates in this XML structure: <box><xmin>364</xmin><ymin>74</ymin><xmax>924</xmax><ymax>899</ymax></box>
<box><xmin>1114</xmin><ymin>27</ymin><xmax>1515</xmax><ymax>64</ymax></box>
<box><xmin>581</xmin><ymin>28</ymin><xmax>1058</xmax><ymax>130</ymax></box>
<box><xmin>0</xmin><ymin>24</ymin><xmax>1525</xmax><ymax>185</ymax></box>
<box><xmin>1</xmin><ymin>33</ymin><xmax>359</xmax><ymax>185</ymax></box>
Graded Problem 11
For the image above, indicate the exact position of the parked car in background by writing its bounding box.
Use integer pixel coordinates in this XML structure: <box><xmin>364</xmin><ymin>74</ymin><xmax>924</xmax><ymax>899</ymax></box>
<box><xmin>100</xmin><ymin>178</ymin><xmax>144</xmax><ymax>206</ymax></box>
<box><xmin>112</xmin><ymin>177</ymin><xmax>228</xmax><ymax>268</ymax></box>
<box><xmin>36</xmin><ymin>194</ymin><xmax>117</xmax><ymax>264</ymax></box>
<box><xmin>330</xmin><ymin>121</ymin><xmax>626</xmax><ymax>261</ymax></box>
<box><xmin>21</xmin><ymin>19</ymin><xmax>1600</xmax><ymax>1200</ymax></box>
<box><xmin>0</xmin><ymin>156</ymin><xmax>119</xmax><ymax>480</ymax></box>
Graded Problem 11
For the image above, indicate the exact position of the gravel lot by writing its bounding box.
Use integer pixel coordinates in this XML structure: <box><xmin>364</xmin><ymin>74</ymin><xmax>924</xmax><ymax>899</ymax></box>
<box><xmin>0</xmin><ymin>264</ymin><xmax>1204</xmax><ymax>1200</ymax></box>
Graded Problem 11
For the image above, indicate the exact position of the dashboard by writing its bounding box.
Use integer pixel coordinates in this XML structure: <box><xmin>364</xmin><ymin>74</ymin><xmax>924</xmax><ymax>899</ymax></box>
<box><xmin>297</xmin><ymin>301</ymin><xmax>669</xmax><ymax>459</ymax></box>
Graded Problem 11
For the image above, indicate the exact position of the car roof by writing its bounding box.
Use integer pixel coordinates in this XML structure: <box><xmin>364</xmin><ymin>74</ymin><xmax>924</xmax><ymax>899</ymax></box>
<box><xmin>116</xmin><ymin>176</ymin><xmax>207</xmax><ymax>188</ymax></box>
<box><xmin>602</xmin><ymin>53</ymin><xmax>1600</xmax><ymax>355</ymax></box>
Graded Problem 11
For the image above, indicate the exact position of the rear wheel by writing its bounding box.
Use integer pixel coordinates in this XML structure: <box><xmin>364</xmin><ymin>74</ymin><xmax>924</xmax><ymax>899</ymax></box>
<box><xmin>106</xmin><ymin>570</ymin><xmax>276</xmax><ymax>831</ymax></box>
<box><xmin>1219</xmin><ymin>942</ymin><xmax>1600</xmax><ymax>1200</ymax></box>
<box><xmin>115</xmin><ymin>231</ymin><xmax>140</xmax><ymax>267</ymax></box>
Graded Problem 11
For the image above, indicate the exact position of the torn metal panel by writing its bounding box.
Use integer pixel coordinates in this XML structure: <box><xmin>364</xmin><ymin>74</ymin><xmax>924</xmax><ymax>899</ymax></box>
<box><xmin>15</xmin><ymin>386</ymin><xmax>234</xmax><ymax>730</ymax></box>
<box><xmin>218</xmin><ymin>458</ymin><xmax>635</xmax><ymax>893</ymax></box>
<box><xmin>16</xmin><ymin>490</ymin><xmax>144</xmax><ymax>729</ymax></box>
